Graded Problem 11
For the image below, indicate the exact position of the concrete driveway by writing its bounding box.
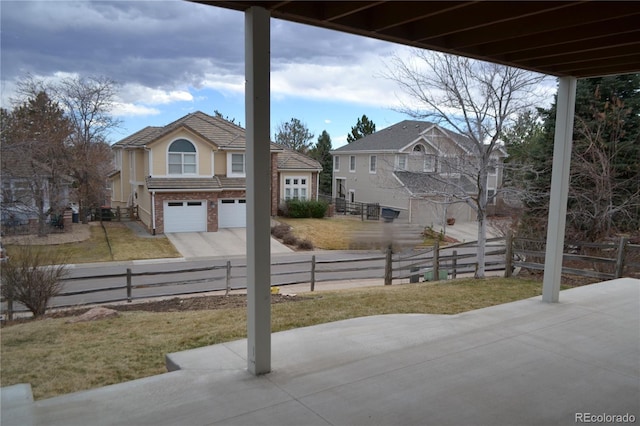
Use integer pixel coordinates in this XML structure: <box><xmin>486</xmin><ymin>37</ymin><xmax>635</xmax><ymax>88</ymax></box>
<box><xmin>165</xmin><ymin>228</ymin><xmax>292</xmax><ymax>259</ymax></box>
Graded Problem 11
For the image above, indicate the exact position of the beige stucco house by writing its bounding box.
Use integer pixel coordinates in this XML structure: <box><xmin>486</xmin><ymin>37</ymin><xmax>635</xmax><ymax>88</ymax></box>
<box><xmin>331</xmin><ymin>120</ymin><xmax>506</xmax><ymax>228</ymax></box>
<box><xmin>110</xmin><ymin>111</ymin><xmax>321</xmax><ymax>234</ymax></box>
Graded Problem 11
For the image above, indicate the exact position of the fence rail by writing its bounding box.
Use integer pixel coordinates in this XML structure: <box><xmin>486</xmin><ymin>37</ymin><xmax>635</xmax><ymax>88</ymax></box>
<box><xmin>2</xmin><ymin>234</ymin><xmax>639</xmax><ymax>318</ymax></box>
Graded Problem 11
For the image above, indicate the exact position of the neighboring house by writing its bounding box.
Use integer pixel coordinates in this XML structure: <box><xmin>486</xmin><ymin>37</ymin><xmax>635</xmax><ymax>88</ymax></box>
<box><xmin>0</xmin><ymin>149</ymin><xmax>71</xmax><ymax>229</ymax></box>
<box><xmin>330</xmin><ymin>120</ymin><xmax>506</xmax><ymax>227</ymax></box>
<box><xmin>109</xmin><ymin>111</ymin><xmax>321</xmax><ymax>234</ymax></box>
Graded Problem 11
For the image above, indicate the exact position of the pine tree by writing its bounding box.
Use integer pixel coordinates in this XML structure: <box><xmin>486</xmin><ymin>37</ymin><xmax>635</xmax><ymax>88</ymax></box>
<box><xmin>309</xmin><ymin>130</ymin><xmax>333</xmax><ymax>196</ymax></box>
<box><xmin>346</xmin><ymin>115</ymin><xmax>376</xmax><ymax>143</ymax></box>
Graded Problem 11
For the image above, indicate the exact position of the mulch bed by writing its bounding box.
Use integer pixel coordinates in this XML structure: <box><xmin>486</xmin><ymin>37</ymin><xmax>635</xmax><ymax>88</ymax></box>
<box><xmin>1</xmin><ymin>294</ymin><xmax>310</xmax><ymax>327</ymax></box>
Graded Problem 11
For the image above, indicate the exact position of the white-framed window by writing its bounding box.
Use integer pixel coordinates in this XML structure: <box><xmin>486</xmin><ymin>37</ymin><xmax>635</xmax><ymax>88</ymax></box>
<box><xmin>369</xmin><ymin>155</ymin><xmax>377</xmax><ymax>173</ymax></box>
<box><xmin>168</xmin><ymin>139</ymin><xmax>197</xmax><ymax>175</ymax></box>
<box><xmin>488</xmin><ymin>160</ymin><xmax>498</xmax><ymax>176</ymax></box>
<box><xmin>396</xmin><ymin>154</ymin><xmax>407</xmax><ymax>170</ymax></box>
<box><xmin>284</xmin><ymin>176</ymin><xmax>308</xmax><ymax>200</ymax></box>
<box><xmin>334</xmin><ymin>156</ymin><xmax>340</xmax><ymax>171</ymax></box>
<box><xmin>227</xmin><ymin>153</ymin><xmax>245</xmax><ymax>177</ymax></box>
<box><xmin>487</xmin><ymin>189</ymin><xmax>497</xmax><ymax>205</ymax></box>
<box><xmin>114</xmin><ymin>150</ymin><xmax>122</xmax><ymax>169</ymax></box>
<box><xmin>349</xmin><ymin>155</ymin><xmax>356</xmax><ymax>172</ymax></box>
<box><xmin>424</xmin><ymin>155</ymin><xmax>436</xmax><ymax>172</ymax></box>
<box><xmin>349</xmin><ymin>189</ymin><xmax>355</xmax><ymax>203</ymax></box>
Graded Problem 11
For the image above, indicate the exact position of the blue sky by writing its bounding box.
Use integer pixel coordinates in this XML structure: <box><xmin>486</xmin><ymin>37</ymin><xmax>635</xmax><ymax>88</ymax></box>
<box><xmin>1</xmin><ymin>0</ymin><xmax>418</xmax><ymax>148</ymax></box>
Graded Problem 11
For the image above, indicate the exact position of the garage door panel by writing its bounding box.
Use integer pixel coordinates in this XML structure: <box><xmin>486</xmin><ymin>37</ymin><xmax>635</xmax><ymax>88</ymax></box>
<box><xmin>164</xmin><ymin>200</ymin><xmax>207</xmax><ymax>233</ymax></box>
<box><xmin>219</xmin><ymin>199</ymin><xmax>246</xmax><ymax>228</ymax></box>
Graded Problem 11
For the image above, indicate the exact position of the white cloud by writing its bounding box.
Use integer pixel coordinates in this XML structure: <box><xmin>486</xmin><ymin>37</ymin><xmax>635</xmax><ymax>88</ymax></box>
<box><xmin>118</xmin><ymin>84</ymin><xmax>193</xmax><ymax>105</ymax></box>
<box><xmin>200</xmin><ymin>73</ymin><xmax>245</xmax><ymax>97</ymax></box>
<box><xmin>111</xmin><ymin>102</ymin><xmax>160</xmax><ymax>117</ymax></box>
<box><xmin>324</xmin><ymin>119</ymin><xmax>331</xmax><ymax>124</ymax></box>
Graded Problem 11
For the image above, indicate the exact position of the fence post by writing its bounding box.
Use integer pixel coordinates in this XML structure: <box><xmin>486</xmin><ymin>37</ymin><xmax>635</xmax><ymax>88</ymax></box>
<box><xmin>384</xmin><ymin>245</ymin><xmax>392</xmax><ymax>285</ymax></box>
<box><xmin>7</xmin><ymin>298</ymin><xmax>13</xmax><ymax>321</ymax></box>
<box><xmin>615</xmin><ymin>237</ymin><xmax>628</xmax><ymax>278</ymax></box>
<box><xmin>116</xmin><ymin>206</ymin><xmax>121</xmax><ymax>222</ymax></box>
<box><xmin>433</xmin><ymin>240</ymin><xmax>440</xmax><ymax>281</ymax></box>
<box><xmin>126</xmin><ymin>268</ymin><xmax>132</xmax><ymax>302</ymax></box>
<box><xmin>311</xmin><ymin>255</ymin><xmax>316</xmax><ymax>291</ymax></box>
<box><xmin>226</xmin><ymin>261</ymin><xmax>231</xmax><ymax>296</ymax></box>
<box><xmin>504</xmin><ymin>232</ymin><xmax>513</xmax><ymax>278</ymax></box>
<box><xmin>451</xmin><ymin>250</ymin><xmax>457</xmax><ymax>279</ymax></box>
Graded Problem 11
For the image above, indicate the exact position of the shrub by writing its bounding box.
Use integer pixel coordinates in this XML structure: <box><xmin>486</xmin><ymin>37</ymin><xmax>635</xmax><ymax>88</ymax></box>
<box><xmin>282</xmin><ymin>233</ymin><xmax>298</xmax><ymax>246</ymax></box>
<box><xmin>284</xmin><ymin>199</ymin><xmax>328</xmax><ymax>219</ymax></box>
<box><xmin>1</xmin><ymin>245</ymin><xmax>68</xmax><ymax>318</ymax></box>
<box><xmin>285</xmin><ymin>199</ymin><xmax>309</xmax><ymax>218</ymax></box>
<box><xmin>297</xmin><ymin>239</ymin><xmax>314</xmax><ymax>250</ymax></box>
<box><xmin>309</xmin><ymin>200</ymin><xmax>329</xmax><ymax>218</ymax></box>
<box><xmin>271</xmin><ymin>224</ymin><xmax>291</xmax><ymax>239</ymax></box>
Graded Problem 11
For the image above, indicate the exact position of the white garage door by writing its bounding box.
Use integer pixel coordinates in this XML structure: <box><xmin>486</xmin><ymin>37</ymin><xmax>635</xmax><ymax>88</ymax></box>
<box><xmin>164</xmin><ymin>201</ymin><xmax>207</xmax><ymax>233</ymax></box>
<box><xmin>218</xmin><ymin>199</ymin><xmax>246</xmax><ymax>228</ymax></box>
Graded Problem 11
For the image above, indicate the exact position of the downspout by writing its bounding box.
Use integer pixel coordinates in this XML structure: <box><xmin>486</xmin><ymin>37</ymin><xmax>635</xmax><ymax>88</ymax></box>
<box><xmin>316</xmin><ymin>171</ymin><xmax>320</xmax><ymax>200</ymax></box>
<box><xmin>151</xmin><ymin>191</ymin><xmax>156</xmax><ymax>235</ymax></box>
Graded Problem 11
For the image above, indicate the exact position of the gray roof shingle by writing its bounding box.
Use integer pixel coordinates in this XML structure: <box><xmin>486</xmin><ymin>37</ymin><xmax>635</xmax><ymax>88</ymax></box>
<box><xmin>332</xmin><ymin>120</ymin><xmax>477</xmax><ymax>154</ymax></box>
<box><xmin>145</xmin><ymin>177</ymin><xmax>223</xmax><ymax>191</ymax></box>
<box><xmin>394</xmin><ymin>171</ymin><xmax>477</xmax><ymax>195</ymax></box>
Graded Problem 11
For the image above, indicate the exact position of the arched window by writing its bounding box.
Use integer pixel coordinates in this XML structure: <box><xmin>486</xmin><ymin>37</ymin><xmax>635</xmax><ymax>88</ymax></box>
<box><xmin>168</xmin><ymin>139</ymin><xmax>197</xmax><ymax>174</ymax></box>
<box><xmin>413</xmin><ymin>144</ymin><xmax>424</xmax><ymax>153</ymax></box>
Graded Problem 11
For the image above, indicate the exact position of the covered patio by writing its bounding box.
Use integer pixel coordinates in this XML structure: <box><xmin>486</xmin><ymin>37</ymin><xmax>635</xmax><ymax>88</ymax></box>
<box><xmin>3</xmin><ymin>278</ymin><xmax>638</xmax><ymax>425</ymax></box>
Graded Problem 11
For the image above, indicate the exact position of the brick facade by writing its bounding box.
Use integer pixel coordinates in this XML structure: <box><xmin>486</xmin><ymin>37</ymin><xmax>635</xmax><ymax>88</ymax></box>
<box><xmin>152</xmin><ymin>190</ymin><xmax>246</xmax><ymax>234</ymax></box>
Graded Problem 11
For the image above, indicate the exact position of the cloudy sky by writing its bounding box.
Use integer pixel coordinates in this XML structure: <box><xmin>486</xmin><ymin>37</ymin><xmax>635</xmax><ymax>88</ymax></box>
<box><xmin>1</xmin><ymin>0</ymin><xmax>427</xmax><ymax>147</ymax></box>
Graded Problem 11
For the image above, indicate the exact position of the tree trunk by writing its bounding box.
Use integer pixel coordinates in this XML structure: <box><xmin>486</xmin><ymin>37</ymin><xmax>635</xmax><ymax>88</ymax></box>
<box><xmin>475</xmin><ymin>212</ymin><xmax>487</xmax><ymax>278</ymax></box>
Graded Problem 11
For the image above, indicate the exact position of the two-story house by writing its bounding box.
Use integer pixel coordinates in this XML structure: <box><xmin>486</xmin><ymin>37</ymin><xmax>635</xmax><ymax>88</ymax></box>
<box><xmin>331</xmin><ymin>120</ymin><xmax>505</xmax><ymax>227</ymax></box>
<box><xmin>109</xmin><ymin>111</ymin><xmax>321</xmax><ymax>234</ymax></box>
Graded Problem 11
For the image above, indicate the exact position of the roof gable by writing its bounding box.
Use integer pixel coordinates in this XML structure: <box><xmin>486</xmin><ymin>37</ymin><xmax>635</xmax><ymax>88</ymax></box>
<box><xmin>275</xmin><ymin>144</ymin><xmax>322</xmax><ymax>170</ymax></box>
<box><xmin>112</xmin><ymin>111</ymin><xmax>247</xmax><ymax>149</ymax></box>
<box><xmin>333</xmin><ymin>120</ymin><xmax>476</xmax><ymax>155</ymax></box>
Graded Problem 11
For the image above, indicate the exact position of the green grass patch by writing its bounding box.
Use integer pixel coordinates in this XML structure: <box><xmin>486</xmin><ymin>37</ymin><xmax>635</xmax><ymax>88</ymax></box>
<box><xmin>1</xmin><ymin>277</ymin><xmax>543</xmax><ymax>400</ymax></box>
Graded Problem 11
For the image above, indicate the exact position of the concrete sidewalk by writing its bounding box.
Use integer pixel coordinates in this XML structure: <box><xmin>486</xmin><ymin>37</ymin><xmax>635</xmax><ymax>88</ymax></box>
<box><xmin>2</xmin><ymin>278</ymin><xmax>638</xmax><ymax>426</ymax></box>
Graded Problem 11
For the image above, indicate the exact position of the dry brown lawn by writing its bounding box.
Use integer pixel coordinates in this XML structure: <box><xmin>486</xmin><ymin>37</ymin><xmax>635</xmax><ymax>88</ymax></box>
<box><xmin>0</xmin><ymin>277</ymin><xmax>544</xmax><ymax>400</ymax></box>
<box><xmin>4</xmin><ymin>222</ymin><xmax>180</xmax><ymax>264</ymax></box>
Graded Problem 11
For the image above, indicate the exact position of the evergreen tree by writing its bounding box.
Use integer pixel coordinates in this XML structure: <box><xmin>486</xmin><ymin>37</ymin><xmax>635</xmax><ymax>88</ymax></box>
<box><xmin>346</xmin><ymin>115</ymin><xmax>376</xmax><ymax>143</ymax></box>
<box><xmin>309</xmin><ymin>130</ymin><xmax>333</xmax><ymax>196</ymax></box>
<box><xmin>1</xmin><ymin>91</ymin><xmax>72</xmax><ymax>235</ymax></box>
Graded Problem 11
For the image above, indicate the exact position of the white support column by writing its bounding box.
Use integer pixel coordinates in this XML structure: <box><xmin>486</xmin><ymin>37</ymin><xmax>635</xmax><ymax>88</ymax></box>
<box><xmin>542</xmin><ymin>76</ymin><xmax>577</xmax><ymax>303</ymax></box>
<box><xmin>245</xmin><ymin>6</ymin><xmax>271</xmax><ymax>374</ymax></box>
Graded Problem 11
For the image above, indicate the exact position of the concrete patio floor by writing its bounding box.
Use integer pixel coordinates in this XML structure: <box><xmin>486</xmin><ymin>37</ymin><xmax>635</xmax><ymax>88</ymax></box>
<box><xmin>2</xmin><ymin>278</ymin><xmax>638</xmax><ymax>426</ymax></box>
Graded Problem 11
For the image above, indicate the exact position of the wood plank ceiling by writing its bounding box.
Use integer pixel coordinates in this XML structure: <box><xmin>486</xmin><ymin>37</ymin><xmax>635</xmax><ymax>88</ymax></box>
<box><xmin>194</xmin><ymin>1</ymin><xmax>640</xmax><ymax>78</ymax></box>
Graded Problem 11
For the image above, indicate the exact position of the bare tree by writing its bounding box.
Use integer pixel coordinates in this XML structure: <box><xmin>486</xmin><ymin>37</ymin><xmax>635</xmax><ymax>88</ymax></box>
<box><xmin>568</xmin><ymin>98</ymin><xmax>640</xmax><ymax>241</ymax></box>
<box><xmin>384</xmin><ymin>50</ymin><xmax>547</xmax><ymax>277</ymax></box>
<box><xmin>53</xmin><ymin>76</ymin><xmax>121</xmax><ymax>223</ymax></box>
<box><xmin>274</xmin><ymin>118</ymin><xmax>314</xmax><ymax>153</ymax></box>
<box><xmin>1</xmin><ymin>244</ymin><xmax>68</xmax><ymax>318</ymax></box>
